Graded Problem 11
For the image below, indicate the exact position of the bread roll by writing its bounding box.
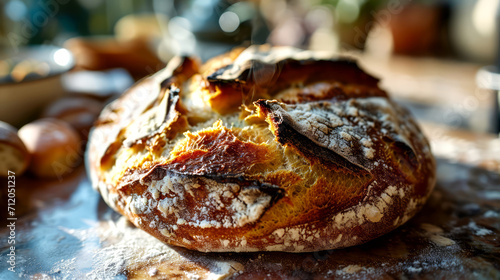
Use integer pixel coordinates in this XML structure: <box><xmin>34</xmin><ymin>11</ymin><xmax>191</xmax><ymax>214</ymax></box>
<box><xmin>64</xmin><ymin>37</ymin><xmax>164</xmax><ymax>78</ymax></box>
<box><xmin>19</xmin><ymin>118</ymin><xmax>82</xmax><ymax>178</ymax></box>
<box><xmin>0</xmin><ymin>121</ymin><xmax>30</xmax><ymax>176</ymax></box>
<box><xmin>41</xmin><ymin>96</ymin><xmax>103</xmax><ymax>139</ymax></box>
<box><xmin>87</xmin><ymin>46</ymin><xmax>436</xmax><ymax>252</ymax></box>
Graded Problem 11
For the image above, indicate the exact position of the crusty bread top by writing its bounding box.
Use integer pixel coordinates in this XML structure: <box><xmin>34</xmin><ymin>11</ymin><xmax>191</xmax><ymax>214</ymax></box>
<box><xmin>87</xmin><ymin>45</ymin><xmax>436</xmax><ymax>252</ymax></box>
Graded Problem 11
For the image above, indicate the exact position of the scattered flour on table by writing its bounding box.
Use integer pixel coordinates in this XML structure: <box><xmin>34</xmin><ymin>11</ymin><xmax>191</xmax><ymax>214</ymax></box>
<box><xmin>467</xmin><ymin>221</ymin><xmax>493</xmax><ymax>236</ymax></box>
<box><xmin>81</xmin><ymin>216</ymin><xmax>242</xmax><ymax>279</ymax></box>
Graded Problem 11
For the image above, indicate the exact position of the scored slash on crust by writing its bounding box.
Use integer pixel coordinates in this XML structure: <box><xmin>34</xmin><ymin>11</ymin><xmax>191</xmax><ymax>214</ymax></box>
<box><xmin>142</xmin><ymin>166</ymin><xmax>285</xmax><ymax>207</ymax></box>
<box><xmin>255</xmin><ymin>99</ymin><xmax>371</xmax><ymax>174</ymax></box>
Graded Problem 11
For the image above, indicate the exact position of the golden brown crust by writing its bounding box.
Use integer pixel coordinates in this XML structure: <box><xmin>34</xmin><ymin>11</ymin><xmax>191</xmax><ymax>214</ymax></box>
<box><xmin>87</xmin><ymin>45</ymin><xmax>436</xmax><ymax>252</ymax></box>
<box><xmin>19</xmin><ymin>118</ymin><xmax>82</xmax><ymax>178</ymax></box>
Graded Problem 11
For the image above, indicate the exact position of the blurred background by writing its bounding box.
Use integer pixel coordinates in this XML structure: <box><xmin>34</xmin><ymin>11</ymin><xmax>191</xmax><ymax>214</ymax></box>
<box><xmin>0</xmin><ymin>0</ymin><xmax>499</xmax><ymax>134</ymax></box>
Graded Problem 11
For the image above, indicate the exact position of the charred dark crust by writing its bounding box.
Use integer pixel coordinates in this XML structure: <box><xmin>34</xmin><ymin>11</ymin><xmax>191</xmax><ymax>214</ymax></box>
<box><xmin>277</xmin><ymin>84</ymin><xmax>388</xmax><ymax>105</ymax></box>
<box><xmin>207</xmin><ymin>59</ymin><xmax>380</xmax><ymax>95</ymax></box>
<box><xmin>124</xmin><ymin>86</ymin><xmax>184</xmax><ymax>147</ymax></box>
<box><xmin>160</xmin><ymin>56</ymin><xmax>199</xmax><ymax>88</ymax></box>
<box><xmin>256</xmin><ymin>100</ymin><xmax>370</xmax><ymax>175</ymax></box>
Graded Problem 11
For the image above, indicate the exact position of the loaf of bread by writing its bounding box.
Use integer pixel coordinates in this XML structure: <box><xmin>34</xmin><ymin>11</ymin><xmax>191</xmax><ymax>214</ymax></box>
<box><xmin>87</xmin><ymin>45</ymin><xmax>436</xmax><ymax>252</ymax></box>
<box><xmin>19</xmin><ymin>118</ymin><xmax>82</xmax><ymax>178</ymax></box>
<box><xmin>0</xmin><ymin>121</ymin><xmax>30</xmax><ymax>176</ymax></box>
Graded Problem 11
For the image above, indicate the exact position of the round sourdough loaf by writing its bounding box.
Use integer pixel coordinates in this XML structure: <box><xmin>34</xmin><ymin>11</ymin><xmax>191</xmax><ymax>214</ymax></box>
<box><xmin>87</xmin><ymin>45</ymin><xmax>436</xmax><ymax>252</ymax></box>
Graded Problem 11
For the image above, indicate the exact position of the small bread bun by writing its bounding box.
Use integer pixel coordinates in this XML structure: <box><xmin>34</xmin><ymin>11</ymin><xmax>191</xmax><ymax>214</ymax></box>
<box><xmin>19</xmin><ymin>118</ymin><xmax>82</xmax><ymax>178</ymax></box>
<box><xmin>87</xmin><ymin>46</ymin><xmax>436</xmax><ymax>252</ymax></box>
<box><xmin>41</xmin><ymin>96</ymin><xmax>104</xmax><ymax>140</ymax></box>
<box><xmin>0</xmin><ymin>121</ymin><xmax>30</xmax><ymax>176</ymax></box>
<box><xmin>64</xmin><ymin>37</ymin><xmax>164</xmax><ymax>78</ymax></box>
